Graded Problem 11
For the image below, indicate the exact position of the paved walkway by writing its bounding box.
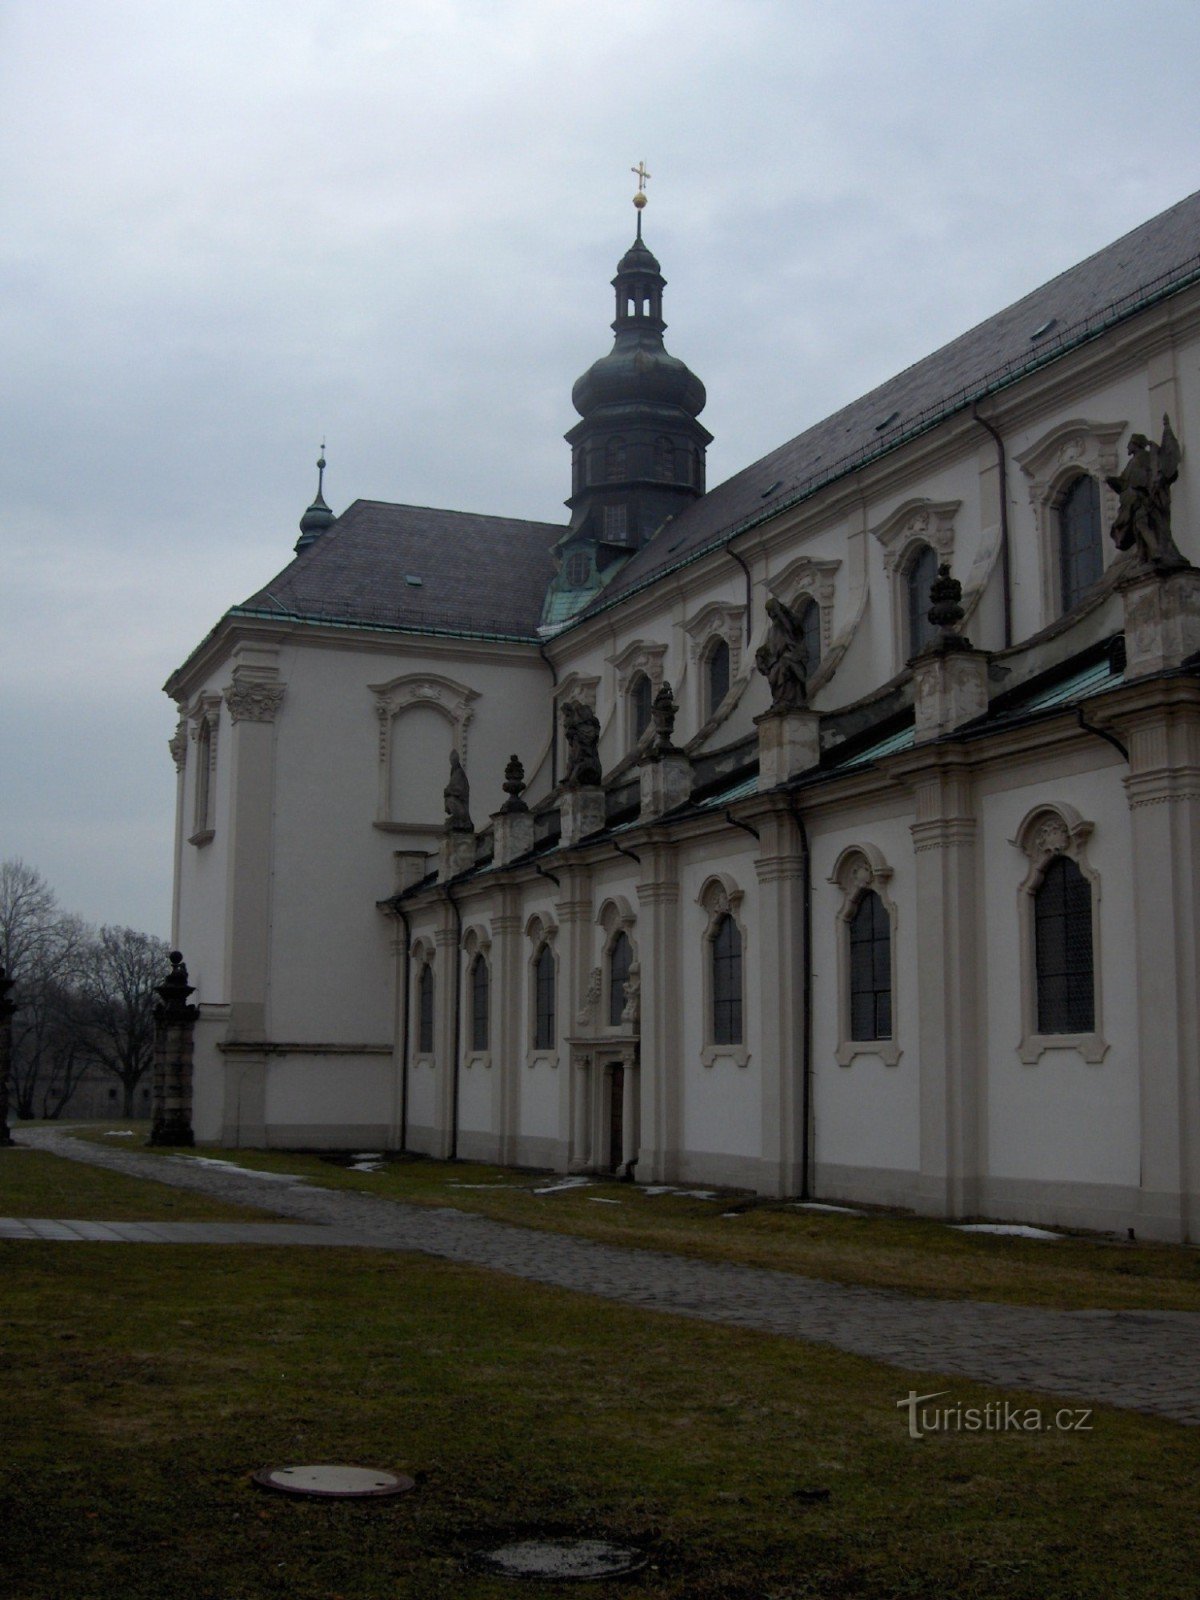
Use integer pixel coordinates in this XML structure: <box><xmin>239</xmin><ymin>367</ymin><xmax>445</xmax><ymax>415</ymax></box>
<box><xmin>10</xmin><ymin>1129</ymin><xmax>1200</xmax><ymax>1426</ymax></box>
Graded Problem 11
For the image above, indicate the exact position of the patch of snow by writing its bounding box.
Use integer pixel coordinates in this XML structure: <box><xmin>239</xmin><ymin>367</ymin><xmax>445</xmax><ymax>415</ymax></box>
<box><xmin>170</xmin><ymin>1155</ymin><xmax>308</xmax><ymax>1184</ymax></box>
<box><xmin>532</xmin><ymin>1176</ymin><xmax>594</xmax><ymax>1195</ymax></box>
<box><xmin>793</xmin><ymin>1202</ymin><xmax>866</xmax><ymax>1215</ymax></box>
<box><xmin>952</xmin><ymin>1223</ymin><xmax>1063</xmax><ymax>1240</ymax></box>
<box><xmin>587</xmin><ymin>1197</ymin><xmax>623</xmax><ymax>1205</ymax></box>
<box><xmin>349</xmin><ymin>1162</ymin><xmax>382</xmax><ymax>1172</ymax></box>
<box><xmin>103</xmin><ymin>1130</ymin><xmax>137</xmax><ymax>1138</ymax></box>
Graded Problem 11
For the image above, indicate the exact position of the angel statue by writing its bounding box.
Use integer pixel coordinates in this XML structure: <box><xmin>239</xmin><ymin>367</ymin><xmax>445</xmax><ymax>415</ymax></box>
<box><xmin>755</xmin><ymin>596</ymin><xmax>810</xmax><ymax>711</ymax></box>
<box><xmin>561</xmin><ymin>699</ymin><xmax>602</xmax><ymax>789</ymax></box>
<box><xmin>443</xmin><ymin>750</ymin><xmax>473</xmax><ymax>834</ymax></box>
<box><xmin>1107</xmin><ymin>415</ymin><xmax>1188</xmax><ymax>571</ymax></box>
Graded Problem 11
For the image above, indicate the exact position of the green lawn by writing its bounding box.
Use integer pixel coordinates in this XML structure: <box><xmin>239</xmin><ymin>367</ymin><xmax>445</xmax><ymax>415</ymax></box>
<box><xmin>0</xmin><ymin>1145</ymin><xmax>278</xmax><ymax>1222</ymax></box>
<box><xmin>2</xmin><ymin>1235</ymin><xmax>1197</xmax><ymax>1600</ymax></box>
<box><xmin>58</xmin><ymin>1124</ymin><xmax>1200</xmax><ymax>1313</ymax></box>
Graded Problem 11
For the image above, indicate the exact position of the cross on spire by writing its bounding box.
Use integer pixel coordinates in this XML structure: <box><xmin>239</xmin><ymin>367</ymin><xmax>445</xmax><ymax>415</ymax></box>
<box><xmin>631</xmin><ymin>160</ymin><xmax>651</xmax><ymax>194</ymax></box>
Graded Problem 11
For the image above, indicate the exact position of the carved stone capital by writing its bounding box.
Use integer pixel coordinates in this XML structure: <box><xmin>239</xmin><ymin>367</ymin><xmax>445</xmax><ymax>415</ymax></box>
<box><xmin>223</xmin><ymin>680</ymin><xmax>285</xmax><ymax>723</ymax></box>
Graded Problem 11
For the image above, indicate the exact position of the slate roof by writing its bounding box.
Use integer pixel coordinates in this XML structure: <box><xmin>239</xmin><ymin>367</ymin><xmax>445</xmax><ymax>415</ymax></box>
<box><xmin>583</xmin><ymin>187</ymin><xmax>1200</xmax><ymax>615</ymax></box>
<box><xmin>234</xmin><ymin>499</ymin><xmax>565</xmax><ymax>639</ymax></box>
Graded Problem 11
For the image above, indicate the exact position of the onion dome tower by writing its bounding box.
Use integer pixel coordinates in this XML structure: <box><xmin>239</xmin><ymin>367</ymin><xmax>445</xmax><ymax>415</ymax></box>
<box><xmin>543</xmin><ymin>167</ymin><xmax>711</xmax><ymax>627</ymax></box>
<box><xmin>295</xmin><ymin>448</ymin><xmax>336</xmax><ymax>553</ymax></box>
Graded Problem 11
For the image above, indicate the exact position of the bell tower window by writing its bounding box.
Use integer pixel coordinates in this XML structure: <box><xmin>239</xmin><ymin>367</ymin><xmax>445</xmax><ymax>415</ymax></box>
<box><xmin>604</xmin><ymin>437</ymin><xmax>627</xmax><ymax>480</ymax></box>
<box><xmin>603</xmin><ymin>504</ymin><xmax>628</xmax><ymax>543</ymax></box>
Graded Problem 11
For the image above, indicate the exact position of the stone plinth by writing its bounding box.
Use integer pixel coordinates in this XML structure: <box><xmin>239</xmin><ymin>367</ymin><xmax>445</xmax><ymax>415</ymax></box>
<box><xmin>639</xmin><ymin>751</ymin><xmax>693</xmax><ymax>820</ymax></box>
<box><xmin>439</xmin><ymin>831</ymin><xmax>475</xmax><ymax>880</ymax></box>
<box><xmin>1120</xmin><ymin>565</ymin><xmax>1200</xmax><ymax>679</ymax></box>
<box><xmin>755</xmin><ymin>708</ymin><xmax>820</xmax><ymax>790</ymax></box>
<box><xmin>912</xmin><ymin>646</ymin><xmax>989</xmax><ymax>743</ymax></box>
<box><xmin>491</xmin><ymin>809</ymin><xmax>535</xmax><ymax>867</ymax></box>
<box><xmin>560</xmin><ymin>786</ymin><xmax>605</xmax><ymax>848</ymax></box>
<box><xmin>393</xmin><ymin>850</ymin><xmax>429</xmax><ymax>893</ymax></box>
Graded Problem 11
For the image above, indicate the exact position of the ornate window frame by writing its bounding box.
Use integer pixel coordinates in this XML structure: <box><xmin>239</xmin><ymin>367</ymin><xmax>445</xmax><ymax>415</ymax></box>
<box><xmin>597</xmin><ymin>897</ymin><xmax>638</xmax><ymax>1032</ymax></box>
<box><xmin>685</xmin><ymin>602</ymin><xmax>747</xmax><ymax>731</ymax></box>
<box><xmin>608</xmin><ymin>640</ymin><xmax>668</xmax><ymax>752</ymax></box>
<box><xmin>696</xmin><ymin>874</ymin><xmax>750</xmax><ymax>1068</ymax></box>
<box><xmin>1012</xmin><ymin>803</ymin><xmax>1107</xmax><ymax>1064</ymax></box>
<box><xmin>1015</xmin><ymin>419</ymin><xmax>1125</xmax><ymax>624</ymax></box>
<box><xmin>525</xmin><ymin>913</ymin><xmax>560</xmax><ymax>1067</ymax></box>
<box><xmin>871</xmin><ymin>500</ymin><xmax>959</xmax><ymax>674</ymax></box>
<box><xmin>767</xmin><ymin>558</ymin><xmax>840</xmax><ymax>690</ymax></box>
<box><xmin>369</xmin><ymin>673</ymin><xmax>479</xmax><ymax>833</ymax></box>
<box><xmin>187</xmin><ymin>692</ymin><xmax>221</xmax><ymax>846</ymax></box>
<box><xmin>410</xmin><ymin>937</ymin><xmax>437</xmax><ymax>1067</ymax></box>
<box><xmin>462</xmin><ymin>925</ymin><xmax>492</xmax><ymax>1069</ymax></box>
<box><xmin>829</xmin><ymin>844</ymin><xmax>901</xmax><ymax>1067</ymax></box>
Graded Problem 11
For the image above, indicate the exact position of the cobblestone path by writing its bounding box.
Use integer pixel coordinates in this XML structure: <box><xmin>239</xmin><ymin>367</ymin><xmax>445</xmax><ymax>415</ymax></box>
<box><xmin>12</xmin><ymin>1129</ymin><xmax>1200</xmax><ymax>1425</ymax></box>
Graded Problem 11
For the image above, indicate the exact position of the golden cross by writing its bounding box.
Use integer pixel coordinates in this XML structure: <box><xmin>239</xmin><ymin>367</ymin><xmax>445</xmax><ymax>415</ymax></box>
<box><xmin>631</xmin><ymin>161</ymin><xmax>651</xmax><ymax>194</ymax></box>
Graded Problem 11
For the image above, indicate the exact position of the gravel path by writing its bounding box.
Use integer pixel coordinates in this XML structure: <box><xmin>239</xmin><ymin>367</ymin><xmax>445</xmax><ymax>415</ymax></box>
<box><xmin>12</xmin><ymin>1128</ymin><xmax>1200</xmax><ymax>1425</ymax></box>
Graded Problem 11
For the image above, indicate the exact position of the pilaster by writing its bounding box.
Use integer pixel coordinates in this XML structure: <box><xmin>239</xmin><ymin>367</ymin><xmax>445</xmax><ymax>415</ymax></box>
<box><xmin>1111</xmin><ymin>684</ymin><xmax>1200</xmax><ymax>1238</ymax></box>
<box><xmin>911</xmin><ymin>646</ymin><xmax>989</xmax><ymax>743</ymax></box>
<box><xmin>894</xmin><ymin>749</ymin><xmax>982</xmax><ymax>1216</ymax></box>
<box><xmin>554</xmin><ymin>867</ymin><xmax>595</xmax><ymax>1166</ymax></box>
<box><xmin>491</xmin><ymin>897</ymin><xmax>524</xmax><ymax>1165</ymax></box>
<box><xmin>561</xmin><ymin>786</ymin><xmax>605</xmax><ymax>847</ymax></box>
<box><xmin>753</xmin><ymin>810</ymin><xmax>806</xmax><ymax>1196</ymax></box>
<box><xmin>635</xmin><ymin>843</ymin><xmax>682</xmax><ymax>1182</ymax></box>
<box><xmin>1119</xmin><ymin>566</ymin><xmax>1200</xmax><ymax>679</ymax></box>
<box><xmin>755</xmin><ymin>708</ymin><xmax>820</xmax><ymax>790</ymax></box>
<box><xmin>639</xmin><ymin>750</ymin><xmax>693</xmax><ymax>820</ymax></box>
<box><xmin>431</xmin><ymin>911</ymin><xmax>459</xmax><ymax>1159</ymax></box>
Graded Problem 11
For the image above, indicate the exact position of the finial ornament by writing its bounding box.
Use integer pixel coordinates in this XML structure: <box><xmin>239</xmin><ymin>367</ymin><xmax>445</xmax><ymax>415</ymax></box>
<box><xmin>631</xmin><ymin>161</ymin><xmax>650</xmax><ymax>237</ymax></box>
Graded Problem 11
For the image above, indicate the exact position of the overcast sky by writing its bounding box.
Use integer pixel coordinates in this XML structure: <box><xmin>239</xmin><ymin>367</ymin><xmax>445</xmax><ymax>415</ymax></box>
<box><xmin>4</xmin><ymin>0</ymin><xmax>1200</xmax><ymax>937</ymax></box>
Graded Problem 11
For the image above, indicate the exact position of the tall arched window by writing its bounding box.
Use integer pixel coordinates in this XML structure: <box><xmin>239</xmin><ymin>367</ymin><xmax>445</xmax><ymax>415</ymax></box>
<box><xmin>1058</xmin><ymin>475</ymin><xmax>1102</xmax><ymax>613</ymax></box>
<box><xmin>849</xmin><ymin>890</ymin><xmax>892</xmax><ymax>1041</ymax></box>
<box><xmin>534</xmin><ymin>944</ymin><xmax>556</xmax><ymax>1050</ymax></box>
<box><xmin>630</xmin><ymin>673</ymin><xmax>653</xmax><ymax>742</ymax></box>
<box><xmin>905</xmin><ymin>543</ymin><xmax>939</xmax><ymax>656</ymax></box>
<box><xmin>706</xmin><ymin>638</ymin><xmax>730</xmax><ymax>718</ymax></box>
<box><xmin>608</xmin><ymin>931</ymin><xmax>632</xmax><ymax>1026</ymax></box>
<box><xmin>797</xmin><ymin>597</ymin><xmax>821</xmax><ymax>674</ymax></box>
<box><xmin>193</xmin><ymin>719</ymin><xmax>212</xmax><ymax>835</ymax></box>
<box><xmin>1034</xmin><ymin>855</ymin><xmax>1094</xmax><ymax>1033</ymax></box>
<box><xmin>470</xmin><ymin>954</ymin><xmax>489</xmax><ymax>1053</ymax></box>
<box><xmin>604</xmin><ymin>437</ymin><xmax>627</xmax><ymax>480</ymax></box>
<box><xmin>712</xmin><ymin>913</ymin><xmax>743</xmax><ymax>1046</ymax></box>
<box><xmin>653</xmin><ymin>436</ymin><xmax>675</xmax><ymax>481</ymax></box>
<box><xmin>418</xmin><ymin>962</ymin><xmax>434</xmax><ymax>1054</ymax></box>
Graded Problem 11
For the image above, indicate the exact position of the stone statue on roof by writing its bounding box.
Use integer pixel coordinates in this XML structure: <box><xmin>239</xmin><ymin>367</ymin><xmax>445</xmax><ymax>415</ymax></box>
<box><xmin>443</xmin><ymin>750</ymin><xmax>473</xmax><ymax>833</ymax></box>
<box><xmin>562</xmin><ymin>700</ymin><xmax>602</xmax><ymax>789</ymax></box>
<box><xmin>756</xmin><ymin>596</ymin><xmax>810</xmax><ymax>711</ymax></box>
<box><xmin>648</xmin><ymin>680</ymin><xmax>679</xmax><ymax>757</ymax></box>
<box><xmin>1107</xmin><ymin>415</ymin><xmax>1188</xmax><ymax>571</ymax></box>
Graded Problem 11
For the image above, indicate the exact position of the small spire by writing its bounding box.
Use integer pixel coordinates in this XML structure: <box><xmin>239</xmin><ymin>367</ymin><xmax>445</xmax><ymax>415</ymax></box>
<box><xmin>296</xmin><ymin>441</ymin><xmax>336</xmax><ymax>552</ymax></box>
<box><xmin>632</xmin><ymin>159</ymin><xmax>649</xmax><ymax>239</ymax></box>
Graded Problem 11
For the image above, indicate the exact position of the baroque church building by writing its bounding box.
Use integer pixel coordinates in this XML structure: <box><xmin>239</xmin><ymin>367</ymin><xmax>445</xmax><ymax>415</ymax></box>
<box><xmin>165</xmin><ymin>187</ymin><xmax>1200</xmax><ymax>1242</ymax></box>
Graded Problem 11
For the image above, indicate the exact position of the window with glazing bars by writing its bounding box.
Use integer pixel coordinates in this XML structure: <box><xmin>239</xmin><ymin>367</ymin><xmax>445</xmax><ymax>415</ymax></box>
<box><xmin>712</xmin><ymin>913</ymin><xmax>742</xmax><ymax>1045</ymax></box>
<box><xmin>849</xmin><ymin>890</ymin><xmax>891</xmax><ymax>1040</ymax></box>
<box><xmin>905</xmin><ymin>543</ymin><xmax>939</xmax><ymax>656</ymax></box>
<box><xmin>418</xmin><ymin>962</ymin><xmax>434</xmax><ymax>1054</ymax></box>
<box><xmin>706</xmin><ymin>638</ymin><xmax>730</xmax><ymax>717</ymax></box>
<box><xmin>630</xmin><ymin>673</ymin><xmax>653</xmax><ymax>740</ymax></box>
<box><xmin>608</xmin><ymin>931</ymin><xmax>632</xmax><ymax>1026</ymax></box>
<box><xmin>534</xmin><ymin>944</ymin><xmax>556</xmax><ymax>1050</ymax></box>
<box><xmin>1058</xmin><ymin>475</ymin><xmax>1102</xmax><ymax>612</ymax></box>
<box><xmin>470</xmin><ymin>954</ymin><xmax>489</xmax><ymax>1052</ymax></box>
<box><xmin>1034</xmin><ymin>855</ymin><xmax>1094</xmax><ymax>1032</ymax></box>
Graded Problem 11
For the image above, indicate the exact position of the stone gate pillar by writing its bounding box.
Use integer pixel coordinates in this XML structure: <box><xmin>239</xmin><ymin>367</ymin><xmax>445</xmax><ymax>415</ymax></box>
<box><xmin>150</xmin><ymin>951</ymin><xmax>200</xmax><ymax>1147</ymax></box>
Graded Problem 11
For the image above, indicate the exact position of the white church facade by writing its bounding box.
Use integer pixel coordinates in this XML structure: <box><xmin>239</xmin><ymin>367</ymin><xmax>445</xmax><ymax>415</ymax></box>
<box><xmin>165</xmin><ymin>188</ymin><xmax>1200</xmax><ymax>1242</ymax></box>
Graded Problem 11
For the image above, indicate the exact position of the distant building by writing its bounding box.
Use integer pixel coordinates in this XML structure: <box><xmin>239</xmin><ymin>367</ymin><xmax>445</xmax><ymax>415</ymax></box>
<box><xmin>165</xmin><ymin>189</ymin><xmax>1200</xmax><ymax>1241</ymax></box>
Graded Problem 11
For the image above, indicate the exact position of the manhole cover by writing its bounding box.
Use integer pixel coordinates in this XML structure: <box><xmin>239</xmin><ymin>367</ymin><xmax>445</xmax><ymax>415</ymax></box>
<box><xmin>251</xmin><ymin>1464</ymin><xmax>415</xmax><ymax>1499</ymax></box>
<box><xmin>477</xmin><ymin>1538</ymin><xmax>647</xmax><ymax>1580</ymax></box>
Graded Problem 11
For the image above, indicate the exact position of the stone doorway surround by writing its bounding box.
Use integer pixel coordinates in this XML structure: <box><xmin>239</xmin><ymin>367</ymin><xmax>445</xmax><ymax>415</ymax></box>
<box><xmin>567</xmin><ymin>1036</ymin><xmax>640</xmax><ymax>1175</ymax></box>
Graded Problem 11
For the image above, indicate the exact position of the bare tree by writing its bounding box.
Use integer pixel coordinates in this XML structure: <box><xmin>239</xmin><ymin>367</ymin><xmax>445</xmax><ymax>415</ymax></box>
<box><xmin>78</xmin><ymin>926</ymin><xmax>170</xmax><ymax>1116</ymax></box>
<box><xmin>0</xmin><ymin>861</ymin><xmax>88</xmax><ymax>1119</ymax></box>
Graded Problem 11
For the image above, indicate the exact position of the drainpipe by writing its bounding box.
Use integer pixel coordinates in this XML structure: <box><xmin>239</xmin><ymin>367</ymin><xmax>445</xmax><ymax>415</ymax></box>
<box><xmin>393</xmin><ymin>905</ymin><xmax>412</xmax><ymax>1153</ymax></box>
<box><xmin>445</xmin><ymin>883</ymin><xmax>463</xmax><ymax>1161</ymax></box>
<box><xmin>539</xmin><ymin>641</ymin><xmax>560</xmax><ymax>789</ymax></box>
<box><xmin>973</xmin><ymin>405</ymin><xmax>1012</xmax><ymax>649</ymax></box>
<box><xmin>727</xmin><ymin>546</ymin><xmax>754</xmax><ymax>644</ymax></box>
<box><xmin>787</xmin><ymin>795</ymin><xmax>814</xmax><ymax>1202</ymax></box>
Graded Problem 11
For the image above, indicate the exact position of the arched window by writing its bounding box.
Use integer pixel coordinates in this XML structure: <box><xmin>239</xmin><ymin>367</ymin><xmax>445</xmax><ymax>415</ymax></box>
<box><xmin>604</xmin><ymin>437</ymin><xmax>627</xmax><ymax>480</ymax></box>
<box><xmin>564</xmin><ymin>550</ymin><xmax>591</xmax><ymax>588</ymax></box>
<box><xmin>797</xmin><ymin>597</ymin><xmax>821</xmax><ymax>674</ymax></box>
<box><xmin>905</xmin><ymin>543</ymin><xmax>939</xmax><ymax>656</ymax></box>
<box><xmin>849</xmin><ymin>890</ymin><xmax>892</xmax><ymax>1041</ymax></box>
<box><xmin>706</xmin><ymin>638</ymin><xmax>730</xmax><ymax>718</ymax></box>
<box><xmin>1034</xmin><ymin>855</ymin><xmax>1094</xmax><ymax>1034</ymax></box>
<box><xmin>608</xmin><ymin>931</ymin><xmax>632</xmax><ymax>1026</ymax></box>
<box><xmin>653</xmin><ymin>436</ymin><xmax>675</xmax><ymax>481</ymax></box>
<box><xmin>417</xmin><ymin>962</ymin><xmax>434</xmax><ymax>1054</ymax></box>
<box><xmin>1058</xmin><ymin>475</ymin><xmax>1103</xmax><ymax>613</ymax></box>
<box><xmin>534</xmin><ymin>944</ymin><xmax>556</xmax><ymax>1050</ymax></box>
<box><xmin>712</xmin><ymin>913</ymin><xmax>743</xmax><ymax>1046</ymax></box>
<box><xmin>193</xmin><ymin>719</ymin><xmax>212</xmax><ymax>835</ymax></box>
<box><xmin>470</xmin><ymin>954</ymin><xmax>489</xmax><ymax>1053</ymax></box>
<box><xmin>630</xmin><ymin>672</ymin><xmax>653</xmax><ymax>742</ymax></box>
